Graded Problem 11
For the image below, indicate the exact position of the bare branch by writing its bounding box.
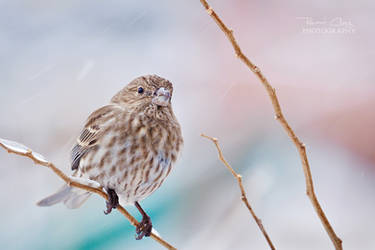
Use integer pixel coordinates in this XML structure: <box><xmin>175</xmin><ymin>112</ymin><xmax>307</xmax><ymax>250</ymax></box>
<box><xmin>199</xmin><ymin>1</ymin><xmax>342</xmax><ymax>249</ymax></box>
<box><xmin>201</xmin><ymin>134</ymin><xmax>275</xmax><ymax>250</ymax></box>
<box><xmin>0</xmin><ymin>138</ymin><xmax>176</xmax><ymax>250</ymax></box>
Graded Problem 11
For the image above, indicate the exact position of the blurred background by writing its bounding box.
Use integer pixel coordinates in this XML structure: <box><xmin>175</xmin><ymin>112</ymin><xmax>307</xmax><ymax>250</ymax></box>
<box><xmin>0</xmin><ymin>0</ymin><xmax>374</xmax><ymax>249</ymax></box>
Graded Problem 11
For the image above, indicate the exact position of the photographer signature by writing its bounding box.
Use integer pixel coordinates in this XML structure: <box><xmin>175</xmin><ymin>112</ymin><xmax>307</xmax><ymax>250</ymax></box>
<box><xmin>297</xmin><ymin>17</ymin><xmax>354</xmax><ymax>28</ymax></box>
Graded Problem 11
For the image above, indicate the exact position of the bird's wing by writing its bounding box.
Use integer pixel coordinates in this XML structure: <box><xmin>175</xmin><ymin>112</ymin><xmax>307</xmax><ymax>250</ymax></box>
<box><xmin>71</xmin><ymin>104</ymin><xmax>124</xmax><ymax>170</ymax></box>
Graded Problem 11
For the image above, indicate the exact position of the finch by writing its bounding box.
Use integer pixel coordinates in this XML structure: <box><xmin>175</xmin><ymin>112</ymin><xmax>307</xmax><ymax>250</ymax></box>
<box><xmin>38</xmin><ymin>75</ymin><xmax>183</xmax><ymax>240</ymax></box>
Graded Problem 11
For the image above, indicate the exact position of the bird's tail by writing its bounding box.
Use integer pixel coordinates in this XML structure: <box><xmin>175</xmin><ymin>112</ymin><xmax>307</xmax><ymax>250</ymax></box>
<box><xmin>37</xmin><ymin>185</ymin><xmax>91</xmax><ymax>209</ymax></box>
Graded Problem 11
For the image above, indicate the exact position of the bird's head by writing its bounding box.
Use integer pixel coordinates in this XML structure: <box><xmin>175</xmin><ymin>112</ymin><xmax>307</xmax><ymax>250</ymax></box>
<box><xmin>111</xmin><ymin>75</ymin><xmax>175</xmax><ymax>120</ymax></box>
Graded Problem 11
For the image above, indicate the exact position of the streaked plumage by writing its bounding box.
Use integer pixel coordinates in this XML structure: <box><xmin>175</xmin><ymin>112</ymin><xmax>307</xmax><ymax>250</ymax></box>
<box><xmin>38</xmin><ymin>75</ymin><xmax>183</xmax><ymax>239</ymax></box>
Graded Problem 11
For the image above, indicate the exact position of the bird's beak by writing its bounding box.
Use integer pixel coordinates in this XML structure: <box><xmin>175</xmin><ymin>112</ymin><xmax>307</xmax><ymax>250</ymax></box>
<box><xmin>152</xmin><ymin>87</ymin><xmax>171</xmax><ymax>107</ymax></box>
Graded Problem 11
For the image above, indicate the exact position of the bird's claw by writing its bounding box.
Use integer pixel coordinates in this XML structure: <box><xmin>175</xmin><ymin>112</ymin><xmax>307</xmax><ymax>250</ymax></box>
<box><xmin>104</xmin><ymin>201</ymin><xmax>115</xmax><ymax>215</ymax></box>
<box><xmin>135</xmin><ymin>215</ymin><xmax>152</xmax><ymax>240</ymax></box>
<box><xmin>104</xmin><ymin>188</ymin><xmax>119</xmax><ymax>215</ymax></box>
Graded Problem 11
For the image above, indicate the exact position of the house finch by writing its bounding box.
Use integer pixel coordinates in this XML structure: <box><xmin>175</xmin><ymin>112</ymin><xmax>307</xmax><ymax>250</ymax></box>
<box><xmin>38</xmin><ymin>75</ymin><xmax>183</xmax><ymax>240</ymax></box>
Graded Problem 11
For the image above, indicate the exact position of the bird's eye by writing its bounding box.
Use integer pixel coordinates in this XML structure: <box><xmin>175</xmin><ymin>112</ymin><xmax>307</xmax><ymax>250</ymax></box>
<box><xmin>137</xmin><ymin>87</ymin><xmax>144</xmax><ymax>94</ymax></box>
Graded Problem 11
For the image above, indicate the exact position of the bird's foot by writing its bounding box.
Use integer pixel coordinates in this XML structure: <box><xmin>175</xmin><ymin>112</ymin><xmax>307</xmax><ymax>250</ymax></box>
<box><xmin>104</xmin><ymin>188</ymin><xmax>119</xmax><ymax>215</ymax></box>
<box><xmin>135</xmin><ymin>214</ymin><xmax>152</xmax><ymax>240</ymax></box>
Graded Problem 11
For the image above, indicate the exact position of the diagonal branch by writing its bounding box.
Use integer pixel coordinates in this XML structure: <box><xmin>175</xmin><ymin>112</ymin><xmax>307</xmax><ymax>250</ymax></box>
<box><xmin>0</xmin><ymin>138</ymin><xmax>176</xmax><ymax>250</ymax></box>
<box><xmin>201</xmin><ymin>134</ymin><xmax>275</xmax><ymax>250</ymax></box>
<box><xmin>199</xmin><ymin>1</ymin><xmax>342</xmax><ymax>249</ymax></box>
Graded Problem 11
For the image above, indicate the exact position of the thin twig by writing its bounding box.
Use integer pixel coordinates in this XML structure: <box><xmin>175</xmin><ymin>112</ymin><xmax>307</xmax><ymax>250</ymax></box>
<box><xmin>201</xmin><ymin>134</ymin><xmax>275</xmax><ymax>250</ymax></box>
<box><xmin>0</xmin><ymin>140</ymin><xmax>176</xmax><ymax>250</ymax></box>
<box><xmin>199</xmin><ymin>1</ymin><xmax>342</xmax><ymax>249</ymax></box>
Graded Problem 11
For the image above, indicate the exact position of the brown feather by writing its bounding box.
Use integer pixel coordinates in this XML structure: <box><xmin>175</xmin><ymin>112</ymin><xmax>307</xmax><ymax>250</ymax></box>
<box><xmin>71</xmin><ymin>104</ymin><xmax>123</xmax><ymax>170</ymax></box>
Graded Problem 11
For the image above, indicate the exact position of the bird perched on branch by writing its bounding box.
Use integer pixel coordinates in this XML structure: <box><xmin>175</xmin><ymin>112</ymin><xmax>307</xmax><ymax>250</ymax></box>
<box><xmin>38</xmin><ymin>75</ymin><xmax>183</xmax><ymax>240</ymax></box>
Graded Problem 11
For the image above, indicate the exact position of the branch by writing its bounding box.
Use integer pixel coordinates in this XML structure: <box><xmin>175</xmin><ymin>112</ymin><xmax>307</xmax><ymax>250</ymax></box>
<box><xmin>0</xmin><ymin>138</ymin><xmax>176</xmax><ymax>250</ymax></box>
<box><xmin>201</xmin><ymin>134</ymin><xmax>275</xmax><ymax>250</ymax></box>
<box><xmin>199</xmin><ymin>1</ymin><xmax>342</xmax><ymax>249</ymax></box>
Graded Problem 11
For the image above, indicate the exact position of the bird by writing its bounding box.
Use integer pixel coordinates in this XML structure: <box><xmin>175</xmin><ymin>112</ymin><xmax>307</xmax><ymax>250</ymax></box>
<box><xmin>37</xmin><ymin>75</ymin><xmax>183</xmax><ymax>240</ymax></box>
